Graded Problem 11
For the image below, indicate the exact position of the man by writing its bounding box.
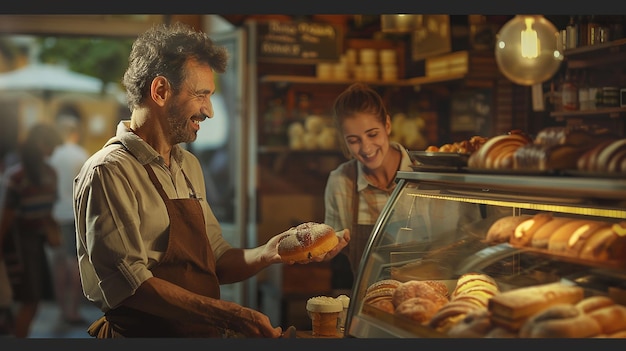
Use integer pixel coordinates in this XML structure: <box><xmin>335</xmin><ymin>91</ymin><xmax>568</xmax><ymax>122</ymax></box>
<box><xmin>73</xmin><ymin>22</ymin><xmax>349</xmax><ymax>338</ymax></box>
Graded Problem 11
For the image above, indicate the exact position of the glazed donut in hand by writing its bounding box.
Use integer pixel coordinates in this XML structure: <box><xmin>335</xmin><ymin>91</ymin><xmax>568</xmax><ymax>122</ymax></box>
<box><xmin>277</xmin><ymin>222</ymin><xmax>339</xmax><ymax>262</ymax></box>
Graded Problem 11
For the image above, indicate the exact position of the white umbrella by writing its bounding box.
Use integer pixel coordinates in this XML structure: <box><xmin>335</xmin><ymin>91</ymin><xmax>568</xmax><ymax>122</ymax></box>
<box><xmin>0</xmin><ymin>63</ymin><xmax>103</xmax><ymax>93</ymax></box>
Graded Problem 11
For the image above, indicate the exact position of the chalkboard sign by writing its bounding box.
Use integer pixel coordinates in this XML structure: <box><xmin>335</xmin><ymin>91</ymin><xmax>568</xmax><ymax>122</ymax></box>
<box><xmin>255</xmin><ymin>20</ymin><xmax>342</xmax><ymax>64</ymax></box>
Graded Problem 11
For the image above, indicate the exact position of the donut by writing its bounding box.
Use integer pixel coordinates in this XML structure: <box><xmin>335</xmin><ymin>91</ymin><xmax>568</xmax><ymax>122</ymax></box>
<box><xmin>277</xmin><ymin>222</ymin><xmax>338</xmax><ymax>262</ymax></box>
<box><xmin>394</xmin><ymin>297</ymin><xmax>441</xmax><ymax>324</ymax></box>
<box><xmin>392</xmin><ymin>280</ymin><xmax>449</xmax><ymax>307</ymax></box>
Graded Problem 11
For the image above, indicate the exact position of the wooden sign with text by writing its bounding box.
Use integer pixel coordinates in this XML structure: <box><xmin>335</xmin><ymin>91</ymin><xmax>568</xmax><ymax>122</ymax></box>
<box><xmin>255</xmin><ymin>20</ymin><xmax>342</xmax><ymax>64</ymax></box>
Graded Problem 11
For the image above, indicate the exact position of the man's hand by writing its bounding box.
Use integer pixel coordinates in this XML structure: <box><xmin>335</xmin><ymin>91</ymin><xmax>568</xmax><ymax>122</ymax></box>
<box><xmin>225</xmin><ymin>304</ymin><xmax>283</xmax><ymax>338</ymax></box>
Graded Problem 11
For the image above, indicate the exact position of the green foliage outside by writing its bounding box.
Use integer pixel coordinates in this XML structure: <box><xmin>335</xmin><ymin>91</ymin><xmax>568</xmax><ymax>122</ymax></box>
<box><xmin>37</xmin><ymin>36</ymin><xmax>134</xmax><ymax>91</ymax></box>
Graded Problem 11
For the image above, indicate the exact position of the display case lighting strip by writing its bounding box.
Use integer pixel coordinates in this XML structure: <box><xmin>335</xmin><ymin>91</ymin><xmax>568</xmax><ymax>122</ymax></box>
<box><xmin>406</xmin><ymin>192</ymin><xmax>626</xmax><ymax>219</ymax></box>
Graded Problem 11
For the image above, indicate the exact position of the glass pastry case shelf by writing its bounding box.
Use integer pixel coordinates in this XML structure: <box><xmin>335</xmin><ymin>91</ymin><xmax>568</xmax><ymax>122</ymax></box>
<box><xmin>344</xmin><ymin>170</ymin><xmax>626</xmax><ymax>338</ymax></box>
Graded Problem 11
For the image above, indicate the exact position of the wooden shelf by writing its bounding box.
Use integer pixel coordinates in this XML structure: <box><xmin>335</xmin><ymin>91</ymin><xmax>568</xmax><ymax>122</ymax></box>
<box><xmin>260</xmin><ymin>72</ymin><xmax>467</xmax><ymax>87</ymax></box>
<box><xmin>550</xmin><ymin>107</ymin><xmax>626</xmax><ymax>119</ymax></box>
<box><xmin>258</xmin><ymin>145</ymin><xmax>345</xmax><ymax>155</ymax></box>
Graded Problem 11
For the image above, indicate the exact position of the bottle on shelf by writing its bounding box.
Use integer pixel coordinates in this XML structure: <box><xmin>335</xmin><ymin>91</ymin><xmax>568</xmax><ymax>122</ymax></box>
<box><xmin>586</xmin><ymin>15</ymin><xmax>598</xmax><ymax>46</ymax></box>
<box><xmin>577</xmin><ymin>70</ymin><xmax>590</xmax><ymax>111</ymax></box>
<box><xmin>566</xmin><ymin>16</ymin><xmax>578</xmax><ymax>49</ymax></box>
<box><xmin>561</xmin><ymin>69</ymin><xmax>578</xmax><ymax>111</ymax></box>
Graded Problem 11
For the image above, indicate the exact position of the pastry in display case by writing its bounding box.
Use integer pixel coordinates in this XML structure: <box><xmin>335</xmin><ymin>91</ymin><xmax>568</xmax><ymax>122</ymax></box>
<box><xmin>344</xmin><ymin>170</ymin><xmax>626</xmax><ymax>338</ymax></box>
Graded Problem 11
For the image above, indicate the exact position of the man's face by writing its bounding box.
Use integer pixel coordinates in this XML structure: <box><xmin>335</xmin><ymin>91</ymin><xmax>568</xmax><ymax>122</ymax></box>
<box><xmin>166</xmin><ymin>61</ymin><xmax>216</xmax><ymax>145</ymax></box>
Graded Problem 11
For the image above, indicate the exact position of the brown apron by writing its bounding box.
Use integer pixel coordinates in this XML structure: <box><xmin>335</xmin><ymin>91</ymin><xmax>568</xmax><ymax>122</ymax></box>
<box><xmin>346</xmin><ymin>161</ymin><xmax>374</xmax><ymax>280</ymax></box>
<box><xmin>88</xmin><ymin>163</ymin><xmax>221</xmax><ymax>338</ymax></box>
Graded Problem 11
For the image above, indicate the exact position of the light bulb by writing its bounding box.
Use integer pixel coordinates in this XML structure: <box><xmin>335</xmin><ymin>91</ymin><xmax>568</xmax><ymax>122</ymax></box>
<box><xmin>495</xmin><ymin>15</ymin><xmax>563</xmax><ymax>86</ymax></box>
<box><xmin>520</xmin><ymin>17</ymin><xmax>539</xmax><ymax>59</ymax></box>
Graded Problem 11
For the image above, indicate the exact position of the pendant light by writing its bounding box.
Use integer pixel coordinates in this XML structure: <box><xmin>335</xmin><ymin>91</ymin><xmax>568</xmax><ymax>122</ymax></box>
<box><xmin>494</xmin><ymin>15</ymin><xmax>564</xmax><ymax>86</ymax></box>
<box><xmin>381</xmin><ymin>14</ymin><xmax>423</xmax><ymax>33</ymax></box>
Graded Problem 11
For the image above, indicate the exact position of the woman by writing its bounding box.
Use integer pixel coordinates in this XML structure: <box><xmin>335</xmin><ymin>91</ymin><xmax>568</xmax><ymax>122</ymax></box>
<box><xmin>0</xmin><ymin>123</ymin><xmax>62</xmax><ymax>337</ymax></box>
<box><xmin>324</xmin><ymin>82</ymin><xmax>415</xmax><ymax>281</ymax></box>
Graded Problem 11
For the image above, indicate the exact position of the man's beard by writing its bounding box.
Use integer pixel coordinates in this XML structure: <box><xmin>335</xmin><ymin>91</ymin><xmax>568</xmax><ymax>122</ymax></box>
<box><xmin>166</xmin><ymin>101</ymin><xmax>197</xmax><ymax>145</ymax></box>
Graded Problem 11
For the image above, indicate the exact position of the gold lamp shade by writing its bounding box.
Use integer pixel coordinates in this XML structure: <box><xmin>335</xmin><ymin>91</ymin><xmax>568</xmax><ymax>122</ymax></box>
<box><xmin>495</xmin><ymin>15</ymin><xmax>564</xmax><ymax>86</ymax></box>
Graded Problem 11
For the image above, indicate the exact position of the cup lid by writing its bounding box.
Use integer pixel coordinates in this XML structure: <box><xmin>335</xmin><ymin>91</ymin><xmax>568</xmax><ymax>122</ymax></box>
<box><xmin>336</xmin><ymin>294</ymin><xmax>350</xmax><ymax>308</ymax></box>
<box><xmin>306</xmin><ymin>296</ymin><xmax>343</xmax><ymax>313</ymax></box>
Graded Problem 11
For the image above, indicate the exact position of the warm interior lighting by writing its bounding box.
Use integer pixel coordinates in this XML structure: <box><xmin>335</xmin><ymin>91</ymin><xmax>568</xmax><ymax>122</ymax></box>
<box><xmin>381</xmin><ymin>14</ymin><xmax>423</xmax><ymax>33</ymax></box>
<box><xmin>520</xmin><ymin>17</ymin><xmax>539</xmax><ymax>59</ymax></box>
<box><xmin>495</xmin><ymin>15</ymin><xmax>563</xmax><ymax>86</ymax></box>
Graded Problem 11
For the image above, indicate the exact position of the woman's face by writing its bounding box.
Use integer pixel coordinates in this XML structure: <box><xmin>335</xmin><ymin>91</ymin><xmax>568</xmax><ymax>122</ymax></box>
<box><xmin>341</xmin><ymin>112</ymin><xmax>391</xmax><ymax>171</ymax></box>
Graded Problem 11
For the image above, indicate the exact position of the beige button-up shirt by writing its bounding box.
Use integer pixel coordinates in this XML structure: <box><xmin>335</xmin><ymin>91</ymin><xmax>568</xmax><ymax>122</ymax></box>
<box><xmin>74</xmin><ymin>121</ymin><xmax>232</xmax><ymax>311</ymax></box>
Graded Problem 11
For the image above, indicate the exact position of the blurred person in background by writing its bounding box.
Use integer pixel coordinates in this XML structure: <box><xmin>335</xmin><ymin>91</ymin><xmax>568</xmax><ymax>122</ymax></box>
<box><xmin>0</xmin><ymin>123</ymin><xmax>63</xmax><ymax>338</ymax></box>
<box><xmin>49</xmin><ymin>117</ymin><xmax>89</xmax><ymax>325</ymax></box>
<box><xmin>324</xmin><ymin>82</ymin><xmax>414</xmax><ymax>283</ymax></box>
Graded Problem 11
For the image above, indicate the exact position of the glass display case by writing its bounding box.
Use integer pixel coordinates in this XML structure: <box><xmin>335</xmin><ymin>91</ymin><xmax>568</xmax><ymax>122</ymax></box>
<box><xmin>344</xmin><ymin>170</ymin><xmax>626</xmax><ymax>338</ymax></box>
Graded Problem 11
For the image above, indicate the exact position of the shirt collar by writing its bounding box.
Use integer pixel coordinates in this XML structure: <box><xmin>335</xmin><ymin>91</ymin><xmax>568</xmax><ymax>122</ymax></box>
<box><xmin>356</xmin><ymin>142</ymin><xmax>413</xmax><ymax>192</ymax></box>
<box><xmin>106</xmin><ymin>120</ymin><xmax>184</xmax><ymax>167</ymax></box>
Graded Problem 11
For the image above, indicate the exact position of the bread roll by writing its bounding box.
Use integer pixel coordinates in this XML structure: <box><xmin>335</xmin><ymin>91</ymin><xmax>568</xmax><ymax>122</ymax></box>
<box><xmin>576</xmin><ymin>295</ymin><xmax>615</xmax><ymax>314</ymax></box>
<box><xmin>488</xmin><ymin>282</ymin><xmax>584</xmax><ymax>330</ymax></box>
<box><xmin>586</xmin><ymin>304</ymin><xmax>626</xmax><ymax>334</ymax></box>
<box><xmin>530</xmin><ymin>217</ymin><xmax>575</xmax><ymax>249</ymax></box>
<box><xmin>513</xmin><ymin>143</ymin><xmax>591</xmax><ymax>171</ymax></box>
<box><xmin>423</xmin><ymin>280</ymin><xmax>450</xmax><ymax>298</ymax></box>
<box><xmin>485</xmin><ymin>326</ymin><xmax>518</xmax><ymax>338</ymax></box>
<box><xmin>577</xmin><ymin>139</ymin><xmax>615</xmax><ymax>171</ymax></box>
<box><xmin>607</xmin><ymin>147</ymin><xmax>626</xmax><ymax>173</ymax></box>
<box><xmin>277</xmin><ymin>222</ymin><xmax>338</xmax><ymax>262</ymax></box>
<box><xmin>546</xmin><ymin>219</ymin><xmax>593</xmax><ymax>254</ymax></box>
<box><xmin>445</xmin><ymin>308</ymin><xmax>493</xmax><ymax>338</ymax></box>
<box><xmin>365</xmin><ymin>279</ymin><xmax>402</xmax><ymax>296</ymax></box>
<box><xmin>394</xmin><ymin>297</ymin><xmax>443</xmax><ymax>324</ymax></box>
<box><xmin>392</xmin><ymin>280</ymin><xmax>449</xmax><ymax>307</ymax></box>
<box><xmin>595</xmin><ymin>139</ymin><xmax>626</xmax><ymax>173</ymax></box>
<box><xmin>485</xmin><ymin>215</ymin><xmax>532</xmax><ymax>245</ymax></box>
<box><xmin>468</xmin><ymin>133</ymin><xmax>531</xmax><ymax>169</ymax></box>
<box><xmin>369</xmin><ymin>298</ymin><xmax>395</xmax><ymax>314</ymax></box>
<box><xmin>509</xmin><ymin>213</ymin><xmax>553</xmax><ymax>247</ymax></box>
<box><xmin>518</xmin><ymin>303</ymin><xmax>602</xmax><ymax>338</ymax></box>
<box><xmin>428</xmin><ymin>299</ymin><xmax>478</xmax><ymax>332</ymax></box>
<box><xmin>452</xmin><ymin>273</ymin><xmax>499</xmax><ymax>298</ymax></box>
<box><xmin>564</xmin><ymin>221</ymin><xmax>611</xmax><ymax>257</ymax></box>
<box><xmin>578</xmin><ymin>221</ymin><xmax>626</xmax><ymax>262</ymax></box>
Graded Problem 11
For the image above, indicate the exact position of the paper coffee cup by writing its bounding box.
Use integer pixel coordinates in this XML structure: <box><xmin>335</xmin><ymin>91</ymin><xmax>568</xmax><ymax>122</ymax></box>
<box><xmin>306</xmin><ymin>296</ymin><xmax>343</xmax><ymax>336</ymax></box>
